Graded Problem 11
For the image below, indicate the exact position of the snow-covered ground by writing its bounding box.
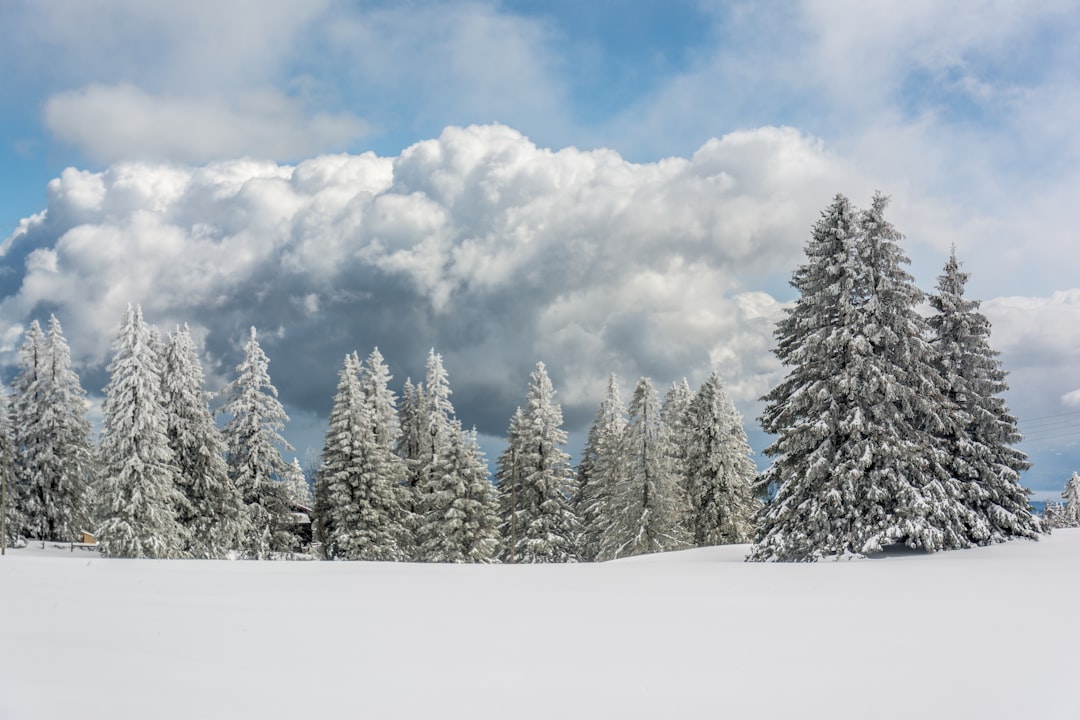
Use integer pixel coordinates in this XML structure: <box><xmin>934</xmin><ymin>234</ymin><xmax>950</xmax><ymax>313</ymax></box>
<box><xmin>2</xmin><ymin>531</ymin><xmax>1077</xmax><ymax>720</ymax></box>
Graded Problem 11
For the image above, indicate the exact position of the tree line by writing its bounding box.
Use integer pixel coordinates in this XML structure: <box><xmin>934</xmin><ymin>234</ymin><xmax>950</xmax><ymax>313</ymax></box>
<box><xmin>0</xmin><ymin>308</ymin><xmax>759</xmax><ymax>561</ymax></box>
<box><xmin>0</xmin><ymin>191</ymin><xmax>1045</xmax><ymax>562</ymax></box>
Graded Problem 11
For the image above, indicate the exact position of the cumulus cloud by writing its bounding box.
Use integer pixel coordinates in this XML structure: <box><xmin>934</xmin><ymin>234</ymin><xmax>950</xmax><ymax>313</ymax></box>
<box><xmin>0</xmin><ymin>123</ymin><xmax>851</xmax><ymax>439</ymax></box>
<box><xmin>6</xmin><ymin>1</ymin><xmax>569</xmax><ymax>165</ymax></box>
<box><xmin>44</xmin><ymin>85</ymin><xmax>367</xmax><ymax>165</ymax></box>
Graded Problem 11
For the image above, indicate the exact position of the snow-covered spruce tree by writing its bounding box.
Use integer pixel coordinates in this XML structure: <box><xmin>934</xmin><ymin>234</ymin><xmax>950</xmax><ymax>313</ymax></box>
<box><xmin>410</xmin><ymin>350</ymin><xmax>460</xmax><ymax>560</ymax></box>
<box><xmin>496</xmin><ymin>362</ymin><xmax>579</xmax><ymax>563</ymax></box>
<box><xmin>0</xmin><ymin>387</ymin><xmax>18</xmax><ymax>545</ymax></box>
<box><xmin>360</xmin><ymin>348</ymin><xmax>401</xmax><ymax>450</ymax></box>
<box><xmin>315</xmin><ymin>353</ymin><xmax>407</xmax><ymax>561</ymax></box>
<box><xmin>574</xmin><ymin>374</ymin><xmax>627</xmax><ymax>561</ymax></box>
<box><xmin>163</xmin><ymin>325</ymin><xmax>247</xmax><ymax>558</ymax></box>
<box><xmin>1041</xmin><ymin>500</ymin><xmax>1064</xmax><ymax>530</ymax></box>
<box><xmin>684</xmin><ymin>372</ymin><xmax>760</xmax><ymax>545</ymax></box>
<box><xmin>597</xmin><ymin>377</ymin><xmax>689</xmax><ymax>560</ymax></box>
<box><xmin>360</xmin><ymin>347</ymin><xmax>414</xmax><ymax>552</ymax></box>
<box><xmin>284</xmin><ymin>458</ymin><xmax>313</xmax><ymax>507</ymax></box>
<box><xmin>397</xmin><ymin>377</ymin><xmax>424</xmax><ymax>502</ymax></box>
<box><xmin>96</xmin><ymin>305</ymin><xmax>188</xmax><ymax>558</ymax></box>
<box><xmin>1062</xmin><ymin>472</ymin><xmax>1080</xmax><ymax>528</ymax></box>
<box><xmin>10</xmin><ymin>318</ymin><xmax>95</xmax><ymax>541</ymax></box>
<box><xmin>927</xmin><ymin>249</ymin><xmax>1038</xmax><ymax>541</ymax></box>
<box><xmin>9</xmin><ymin>320</ymin><xmax>46</xmax><ymax>539</ymax></box>
<box><xmin>661</xmin><ymin>379</ymin><xmax>694</xmax><ymax>486</ymax></box>
<box><xmin>219</xmin><ymin>327</ymin><xmax>295</xmax><ymax>559</ymax></box>
<box><xmin>750</xmin><ymin>194</ymin><xmax>978</xmax><ymax>562</ymax></box>
<box><xmin>417</xmin><ymin>422</ymin><xmax>501</xmax><ymax>562</ymax></box>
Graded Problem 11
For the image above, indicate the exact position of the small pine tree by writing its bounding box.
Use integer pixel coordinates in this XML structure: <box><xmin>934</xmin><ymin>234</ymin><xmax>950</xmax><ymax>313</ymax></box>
<box><xmin>417</xmin><ymin>423</ymin><xmax>501</xmax><ymax>563</ymax></box>
<box><xmin>574</xmin><ymin>374</ymin><xmax>627</xmax><ymax>561</ymax></box>
<box><xmin>219</xmin><ymin>327</ymin><xmax>295</xmax><ymax>558</ymax></box>
<box><xmin>597</xmin><ymin>377</ymin><xmax>688</xmax><ymax>560</ymax></box>
<box><xmin>683</xmin><ymin>372</ymin><xmax>760</xmax><ymax>545</ymax></box>
<box><xmin>1042</xmin><ymin>501</ymin><xmax>1064</xmax><ymax>530</ymax></box>
<box><xmin>96</xmin><ymin>305</ymin><xmax>188</xmax><ymax>558</ymax></box>
<box><xmin>163</xmin><ymin>325</ymin><xmax>248</xmax><ymax>558</ymax></box>
<box><xmin>496</xmin><ymin>362</ymin><xmax>578</xmax><ymax>563</ymax></box>
<box><xmin>284</xmin><ymin>458</ymin><xmax>313</xmax><ymax>507</ymax></box>
<box><xmin>1062</xmin><ymin>472</ymin><xmax>1080</xmax><ymax>528</ymax></box>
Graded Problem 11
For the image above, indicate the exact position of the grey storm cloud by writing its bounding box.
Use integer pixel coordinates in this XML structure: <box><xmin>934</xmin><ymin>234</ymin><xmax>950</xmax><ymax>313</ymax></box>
<box><xmin>0</xmin><ymin>123</ymin><xmax>871</xmax><ymax>438</ymax></box>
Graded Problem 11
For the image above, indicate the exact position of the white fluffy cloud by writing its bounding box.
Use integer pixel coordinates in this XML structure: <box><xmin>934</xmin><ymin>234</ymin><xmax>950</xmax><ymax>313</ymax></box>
<box><xmin>44</xmin><ymin>85</ymin><xmax>367</xmax><ymax>165</ymax></box>
<box><xmin>0</xmin><ymin>123</ymin><xmax>850</xmax><ymax>435</ymax></box>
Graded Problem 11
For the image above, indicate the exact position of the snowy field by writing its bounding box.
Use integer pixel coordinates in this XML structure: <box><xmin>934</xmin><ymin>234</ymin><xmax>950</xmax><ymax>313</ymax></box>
<box><xmin>2</xmin><ymin>532</ymin><xmax>1077</xmax><ymax>720</ymax></box>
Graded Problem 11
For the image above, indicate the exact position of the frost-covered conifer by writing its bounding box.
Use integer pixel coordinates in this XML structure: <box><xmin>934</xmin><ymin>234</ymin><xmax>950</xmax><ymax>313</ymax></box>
<box><xmin>397</xmin><ymin>378</ymin><xmax>424</xmax><ymax>491</ymax></box>
<box><xmin>410</xmin><ymin>350</ymin><xmax>461</xmax><ymax>559</ymax></box>
<box><xmin>751</xmin><ymin>194</ymin><xmax>977</xmax><ymax>562</ymax></box>
<box><xmin>417</xmin><ymin>422</ymin><xmax>501</xmax><ymax>563</ymax></box>
<box><xmin>597</xmin><ymin>377</ymin><xmax>688</xmax><ymax>560</ymax></box>
<box><xmin>928</xmin><ymin>249</ymin><xmax>1038</xmax><ymax>541</ymax></box>
<box><xmin>1062</xmin><ymin>472</ymin><xmax>1080</xmax><ymax>528</ymax></box>
<box><xmin>10</xmin><ymin>318</ymin><xmax>95</xmax><ymax>541</ymax></box>
<box><xmin>9</xmin><ymin>320</ymin><xmax>45</xmax><ymax>539</ymax></box>
<box><xmin>496</xmin><ymin>362</ymin><xmax>578</xmax><ymax>563</ymax></box>
<box><xmin>661</xmin><ymin>379</ymin><xmax>693</xmax><ymax>486</ymax></box>
<box><xmin>96</xmin><ymin>305</ymin><xmax>188</xmax><ymax>558</ymax></box>
<box><xmin>315</xmin><ymin>353</ymin><xmax>408</xmax><ymax>561</ymax></box>
<box><xmin>163</xmin><ymin>326</ymin><xmax>247</xmax><ymax>558</ymax></box>
<box><xmin>1042</xmin><ymin>500</ymin><xmax>1064</xmax><ymax>530</ymax></box>
<box><xmin>361</xmin><ymin>348</ymin><xmax>401</xmax><ymax>449</ymax></box>
<box><xmin>219</xmin><ymin>327</ymin><xmax>295</xmax><ymax>558</ymax></box>
<box><xmin>574</xmin><ymin>374</ymin><xmax>627</xmax><ymax>561</ymax></box>
<box><xmin>0</xmin><ymin>388</ymin><xmax>18</xmax><ymax>545</ymax></box>
<box><xmin>284</xmin><ymin>458</ymin><xmax>313</xmax><ymax>507</ymax></box>
<box><xmin>684</xmin><ymin>372</ymin><xmax>760</xmax><ymax>545</ymax></box>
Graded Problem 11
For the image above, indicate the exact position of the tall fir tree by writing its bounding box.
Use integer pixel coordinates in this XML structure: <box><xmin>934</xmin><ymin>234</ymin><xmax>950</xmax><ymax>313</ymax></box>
<box><xmin>163</xmin><ymin>325</ymin><xmax>248</xmax><ymax>558</ymax></box>
<box><xmin>661</xmin><ymin>379</ymin><xmax>694</xmax><ymax>486</ymax></box>
<box><xmin>410</xmin><ymin>350</ymin><xmax>460</xmax><ymax>560</ymax></box>
<box><xmin>41</xmin><ymin>316</ymin><xmax>96</xmax><ymax>540</ymax></box>
<box><xmin>315</xmin><ymin>353</ymin><xmax>407</xmax><ymax>561</ymax></box>
<box><xmin>0</xmin><ymin>387</ymin><xmax>18</xmax><ymax>545</ymax></box>
<box><xmin>417</xmin><ymin>422</ymin><xmax>501</xmax><ymax>562</ymax></box>
<box><xmin>9</xmin><ymin>319</ymin><xmax>94</xmax><ymax>540</ymax></box>
<box><xmin>1062</xmin><ymin>472</ymin><xmax>1080</xmax><ymax>527</ymax></box>
<box><xmin>751</xmin><ymin>194</ymin><xmax>978</xmax><ymax>562</ymax></box>
<box><xmin>683</xmin><ymin>372</ymin><xmax>759</xmax><ymax>545</ymax></box>
<box><xmin>219</xmin><ymin>327</ymin><xmax>295</xmax><ymax>558</ymax></box>
<box><xmin>397</xmin><ymin>378</ymin><xmax>425</xmax><ymax>493</ymax></box>
<box><xmin>360</xmin><ymin>348</ymin><xmax>414</xmax><ymax>553</ymax></box>
<box><xmin>96</xmin><ymin>305</ymin><xmax>188</xmax><ymax>558</ymax></box>
<box><xmin>9</xmin><ymin>320</ymin><xmax>46</xmax><ymax>539</ymax></box>
<box><xmin>597</xmin><ymin>377</ymin><xmax>688</xmax><ymax>560</ymax></box>
<box><xmin>360</xmin><ymin>348</ymin><xmax>401</xmax><ymax>449</ymax></box>
<box><xmin>496</xmin><ymin>362</ymin><xmax>578</xmax><ymax>563</ymax></box>
<box><xmin>574</xmin><ymin>374</ymin><xmax>627</xmax><ymax>561</ymax></box>
<box><xmin>927</xmin><ymin>249</ymin><xmax>1038</xmax><ymax>541</ymax></box>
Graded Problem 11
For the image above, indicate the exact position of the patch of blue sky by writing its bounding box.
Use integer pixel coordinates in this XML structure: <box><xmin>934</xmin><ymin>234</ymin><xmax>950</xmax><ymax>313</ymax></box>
<box><xmin>499</xmin><ymin>0</ymin><xmax>713</xmax><ymax>125</ymax></box>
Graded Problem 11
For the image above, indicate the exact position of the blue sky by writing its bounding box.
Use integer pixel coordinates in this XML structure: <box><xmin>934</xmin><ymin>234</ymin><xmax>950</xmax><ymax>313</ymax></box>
<box><xmin>1</xmin><ymin>0</ymin><xmax>1079</xmax><ymax>497</ymax></box>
